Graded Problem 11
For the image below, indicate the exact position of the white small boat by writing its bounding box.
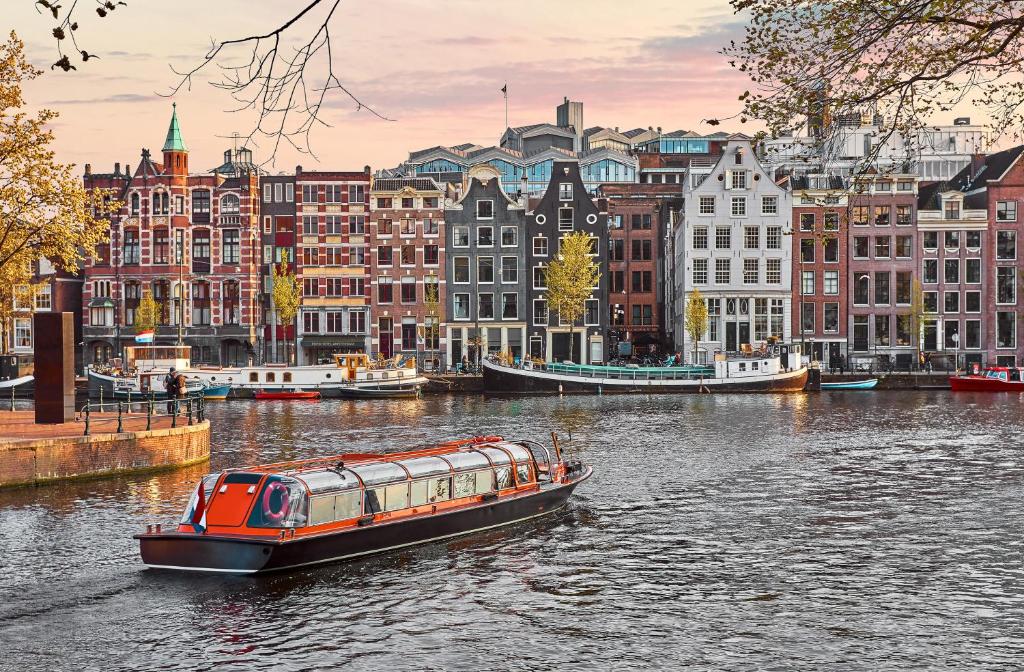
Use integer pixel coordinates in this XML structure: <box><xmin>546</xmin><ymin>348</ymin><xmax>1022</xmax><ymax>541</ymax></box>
<box><xmin>0</xmin><ymin>375</ymin><xmax>33</xmax><ymax>389</ymax></box>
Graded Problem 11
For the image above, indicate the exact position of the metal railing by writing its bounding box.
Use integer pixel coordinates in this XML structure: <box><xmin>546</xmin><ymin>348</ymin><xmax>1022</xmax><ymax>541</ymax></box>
<box><xmin>78</xmin><ymin>394</ymin><xmax>205</xmax><ymax>436</ymax></box>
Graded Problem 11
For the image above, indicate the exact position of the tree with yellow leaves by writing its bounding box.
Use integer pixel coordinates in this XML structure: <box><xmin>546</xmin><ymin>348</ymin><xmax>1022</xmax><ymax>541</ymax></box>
<box><xmin>545</xmin><ymin>231</ymin><xmax>601</xmax><ymax>364</ymax></box>
<box><xmin>1</xmin><ymin>31</ymin><xmax>113</xmax><ymax>347</ymax></box>
<box><xmin>134</xmin><ymin>290</ymin><xmax>160</xmax><ymax>336</ymax></box>
<box><xmin>685</xmin><ymin>289</ymin><xmax>709</xmax><ymax>365</ymax></box>
<box><xmin>271</xmin><ymin>261</ymin><xmax>301</xmax><ymax>364</ymax></box>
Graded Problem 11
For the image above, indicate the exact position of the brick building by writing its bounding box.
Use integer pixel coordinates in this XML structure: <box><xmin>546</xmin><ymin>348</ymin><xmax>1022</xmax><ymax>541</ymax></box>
<box><xmin>369</xmin><ymin>176</ymin><xmax>447</xmax><ymax>369</ymax></box>
<box><xmin>598</xmin><ymin>183</ymin><xmax>681</xmax><ymax>355</ymax></box>
<box><xmin>82</xmin><ymin>105</ymin><xmax>262</xmax><ymax>366</ymax></box>
<box><xmin>293</xmin><ymin>167</ymin><xmax>372</xmax><ymax>364</ymax></box>
<box><xmin>789</xmin><ymin>175</ymin><xmax>849</xmax><ymax>365</ymax></box>
<box><xmin>259</xmin><ymin>173</ymin><xmax>296</xmax><ymax>363</ymax></box>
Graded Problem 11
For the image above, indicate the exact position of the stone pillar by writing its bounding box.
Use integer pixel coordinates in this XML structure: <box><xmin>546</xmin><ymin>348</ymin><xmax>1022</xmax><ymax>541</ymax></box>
<box><xmin>34</xmin><ymin>312</ymin><xmax>76</xmax><ymax>423</ymax></box>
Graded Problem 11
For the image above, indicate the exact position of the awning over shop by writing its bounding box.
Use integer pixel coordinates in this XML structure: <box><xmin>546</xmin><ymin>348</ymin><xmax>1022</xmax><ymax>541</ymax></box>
<box><xmin>88</xmin><ymin>298</ymin><xmax>115</xmax><ymax>308</ymax></box>
<box><xmin>300</xmin><ymin>336</ymin><xmax>366</xmax><ymax>349</ymax></box>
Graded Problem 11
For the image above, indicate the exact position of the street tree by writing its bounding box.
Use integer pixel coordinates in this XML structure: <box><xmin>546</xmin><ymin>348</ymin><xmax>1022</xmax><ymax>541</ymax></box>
<box><xmin>723</xmin><ymin>1</ymin><xmax>1024</xmax><ymax>166</ymax></box>
<box><xmin>0</xmin><ymin>30</ymin><xmax>113</xmax><ymax>335</ymax></box>
<box><xmin>271</xmin><ymin>261</ymin><xmax>301</xmax><ymax>364</ymax></box>
<box><xmin>424</xmin><ymin>276</ymin><xmax>440</xmax><ymax>369</ymax></box>
<box><xmin>685</xmin><ymin>289</ymin><xmax>709</xmax><ymax>365</ymax></box>
<box><xmin>900</xmin><ymin>279</ymin><xmax>932</xmax><ymax>367</ymax></box>
<box><xmin>545</xmin><ymin>232</ymin><xmax>601</xmax><ymax>364</ymax></box>
<box><xmin>134</xmin><ymin>290</ymin><xmax>160</xmax><ymax>335</ymax></box>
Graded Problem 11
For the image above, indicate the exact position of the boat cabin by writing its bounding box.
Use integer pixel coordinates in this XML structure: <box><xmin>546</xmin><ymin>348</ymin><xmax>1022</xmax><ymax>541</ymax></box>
<box><xmin>713</xmin><ymin>343</ymin><xmax>802</xmax><ymax>379</ymax></box>
<box><xmin>125</xmin><ymin>346</ymin><xmax>192</xmax><ymax>373</ymax></box>
<box><xmin>179</xmin><ymin>439</ymin><xmax>550</xmax><ymax>537</ymax></box>
<box><xmin>332</xmin><ymin>353</ymin><xmax>418</xmax><ymax>382</ymax></box>
<box><xmin>981</xmin><ymin>367</ymin><xmax>1024</xmax><ymax>382</ymax></box>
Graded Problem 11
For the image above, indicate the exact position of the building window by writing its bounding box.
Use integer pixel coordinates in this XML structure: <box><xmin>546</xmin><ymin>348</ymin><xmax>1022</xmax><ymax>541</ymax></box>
<box><xmin>325</xmin><ymin>247</ymin><xmax>343</xmax><ymax>266</ymax></box>
<box><xmin>692</xmin><ymin>258</ymin><xmax>708</xmax><ymax>284</ymax></box>
<box><xmin>222</xmin><ymin>281</ymin><xmax>240</xmax><ymax>325</ymax></box>
<box><xmin>896</xmin><ymin>272</ymin><xmax>911</xmax><ymax>304</ymax></box>
<box><xmin>944</xmin><ymin>258</ymin><xmax>960</xmax><ymax>284</ymax></box>
<box><xmin>424</xmin><ymin>244</ymin><xmax>439</xmax><ymax>265</ymax></box>
<box><xmin>801</xmin><ymin>270</ymin><xmax>815</xmax><ymax>295</ymax></box>
<box><xmin>153</xmin><ymin>229</ymin><xmax>169</xmax><ymax>265</ymax></box>
<box><xmin>853</xmin><ymin>315</ymin><xmax>869</xmax><ymax>351</ymax></box>
<box><xmin>801</xmin><ymin>302</ymin><xmax>814</xmax><ymax>333</ymax></box>
<box><xmin>533</xmin><ymin>299</ymin><xmax>548</xmax><ymax>325</ymax></box>
<box><xmin>191</xmin><ymin>190</ymin><xmax>211</xmax><ymax>221</ymax></box>
<box><xmin>476</xmin><ymin>200</ymin><xmax>494</xmax><ymax>220</ymax></box>
<box><xmin>823</xmin><ymin>238</ymin><xmax>839</xmax><ymax>262</ymax></box>
<box><xmin>191</xmin><ymin>282</ymin><xmax>211</xmax><ymax>326</ymax></box>
<box><xmin>325</xmin><ymin>311</ymin><xmax>343</xmax><ymax>334</ymax></box>
<box><xmin>632</xmin><ymin>270</ymin><xmax>652</xmax><ymax>293</ymax></box>
<box><xmin>998</xmin><ymin>230</ymin><xmax>1017</xmax><ymax>260</ymax></box>
<box><xmin>123</xmin><ymin>228</ymin><xmax>140</xmax><ymax>264</ymax></box>
<box><xmin>997</xmin><ymin>311</ymin><xmax>1016</xmax><ymax>348</ymax></box>
<box><xmin>303</xmin><ymin>215</ymin><xmax>318</xmax><ymax>236</ymax></box>
<box><xmin>801</xmin><ymin>238</ymin><xmax>815</xmax><ymax>262</ymax></box>
<box><xmin>997</xmin><ymin>267</ymin><xmax>1016</xmax><ymax>304</ymax></box>
<box><xmin>533</xmin><ymin>266</ymin><xmax>547</xmax><ymax>289</ymax></box>
<box><xmin>222</xmin><ymin>229</ymin><xmax>240</xmax><ymax>264</ymax></box>
<box><xmin>799</xmin><ymin>213</ymin><xmax>815</xmax><ymax>231</ymax></box>
<box><xmin>324</xmin><ymin>185</ymin><xmax>342</xmax><ymax>204</ymax></box>
<box><xmin>501</xmin><ymin>293</ymin><xmax>518</xmax><ymax>319</ymax></box>
<box><xmin>743</xmin><ymin>226</ymin><xmax>759</xmax><ymax>249</ymax></box>
<box><xmin>896</xmin><ymin>205</ymin><xmax>912</xmax><ymax>226</ymax></box>
<box><xmin>874</xmin><ymin>271</ymin><xmax>890</xmax><ymax>305</ymax></box>
<box><xmin>923</xmin><ymin>259</ymin><xmax>938</xmax><ymax>284</ymax></box>
<box><xmin>693</xmin><ymin>227</ymin><xmax>708</xmax><ymax>249</ymax></box>
<box><xmin>894</xmin><ymin>235</ymin><xmax>912</xmax><ymax>259</ymax></box>
<box><xmin>401</xmin><ymin>244</ymin><xmax>416</xmax><ymax>266</ymax></box>
<box><xmin>821</xmin><ymin>270</ymin><xmax>838</xmax><ymax>295</ymax></box>
<box><xmin>854</xmin><ymin>275</ymin><xmax>869</xmax><ymax>306</ymax></box>
<box><xmin>558</xmin><ymin>207</ymin><xmax>574</xmax><ymax>231</ymax></box>
<box><xmin>325</xmin><ymin>278</ymin><xmax>343</xmax><ymax>297</ymax></box>
<box><xmin>945</xmin><ymin>230</ymin><xmax>960</xmax><ymax>250</ymax></box>
<box><xmin>349</xmin><ymin>277</ymin><xmax>365</xmax><ymax>297</ymax></box>
<box><xmin>478</xmin><ymin>257</ymin><xmax>494</xmax><ymax>283</ymax></box>
<box><xmin>852</xmin><ymin>206</ymin><xmax>869</xmax><ymax>226</ymax></box>
<box><xmin>377</xmin><ymin>277</ymin><xmax>393</xmax><ymax>303</ymax></box>
<box><xmin>191</xmin><ymin>229</ymin><xmax>210</xmax><ymax>273</ymax></box>
<box><xmin>922</xmin><ymin>231</ymin><xmax>937</xmax><ymax>250</ymax></box>
<box><xmin>631</xmin><ymin>239</ymin><xmax>651</xmax><ymax>261</ymax></box>
<box><xmin>730</xmin><ymin>197</ymin><xmax>746</xmax><ymax>217</ymax></box>
<box><xmin>761</xmin><ymin>196</ymin><xmax>778</xmax><ymax>216</ymax></box>
<box><xmin>302</xmin><ymin>247</ymin><xmax>319</xmax><ymax>267</ymax></box>
<box><xmin>874</xmin><ymin>206</ymin><xmax>890</xmax><ymax>226</ymax></box>
<box><xmin>715</xmin><ymin>258</ymin><xmax>730</xmax><ymax>284</ymax></box>
<box><xmin>965</xmin><ymin>290</ymin><xmax>981</xmax><ymax>313</ymax></box>
<box><xmin>715</xmin><ymin>227</ymin><xmax>731</xmax><ymax>250</ymax></box>
<box><xmin>400</xmin><ymin>320</ymin><xmax>417</xmax><ymax>350</ymax></box>
<box><xmin>965</xmin><ymin>319</ymin><xmax>981</xmax><ymax>349</ymax></box>
<box><xmin>559</xmin><ymin>183</ymin><xmax>573</xmax><ymax>200</ymax></box>
<box><xmin>698</xmin><ymin>196</ymin><xmax>715</xmax><ymax>215</ymax></box>
<box><xmin>823</xmin><ymin>213</ymin><xmax>839</xmax><ymax>231</ymax></box>
<box><xmin>944</xmin><ymin>200</ymin><xmax>960</xmax><ymax>220</ymax></box>
<box><xmin>501</xmin><ymin>256</ymin><xmax>517</xmax><ymax>283</ymax></box>
<box><xmin>377</xmin><ymin>245</ymin><xmax>393</xmax><ymax>267</ymax></box>
<box><xmin>965</xmin><ymin>230</ymin><xmax>981</xmax><ymax>249</ymax></box>
<box><xmin>766</xmin><ymin>227</ymin><xmax>782</xmax><ymax>249</ymax></box>
<box><xmin>478</xmin><ymin>293</ymin><xmax>494</xmax><ymax>319</ymax></box>
<box><xmin>874</xmin><ymin>236</ymin><xmax>890</xmax><ymax>258</ymax></box>
<box><xmin>220</xmin><ymin>194</ymin><xmax>240</xmax><ymax>214</ymax></box>
<box><xmin>924</xmin><ymin>291</ymin><xmax>938</xmax><ymax>313</ymax></box>
<box><xmin>730</xmin><ymin>170</ymin><xmax>747</xmax><ymax>189</ymax></box>
<box><xmin>945</xmin><ymin>291</ymin><xmax>960</xmax><ymax>314</ymax></box>
<box><xmin>263</xmin><ymin>183</ymin><xmax>272</xmax><ymax>202</ymax></box>
<box><xmin>401</xmin><ymin>277</ymin><xmax>417</xmax><ymax>304</ymax></box>
<box><xmin>349</xmin><ymin>184</ymin><xmax>366</xmax><ymax>204</ymax></box>
<box><xmin>501</xmin><ymin>226</ymin><xmax>518</xmax><ymax>247</ymax></box>
<box><xmin>130</xmin><ymin>192</ymin><xmax>140</xmax><ymax>215</ymax></box>
<box><xmin>584</xmin><ymin>299</ymin><xmax>600</xmax><ymax>325</ymax></box>
<box><xmin>997</xmin><ymin>201</ymin><xmax>1018</xmax><ymax>222</ymax></box>
<box><xmin>303</xmin><ymin>278</ymin><xmax>319</xmax><ymax>297</ymax></box>
<box><xmin>743</xmin><ymin>258</ymin><xmax>759</xmax><ymax>284</ymax></box>
<box><xmin>766</xmin><ymin>258</ymin><xmax>781</xmax><ymax>284</ymax></box>
<box><xmin>34</xmin><ymin>284</ymin><xmax>52</xmax><ymax>311</ymax></box>
<box><xmin>452</xmin><ymin>226</ymin><xmax>469</xmax><ymax>247</ymax></box>
<box><xmin>533</xmin><ymin>236</ymin><xmax>548</xmax><ymax>257</ymax></box>
<box><xmin>325</xmin><ymin>215</ymin><xmax>343</xmax><ymax>235</ymax></box>
<box><xmin>303</xmin><ymin>311</ymin><xmax>320</xmax><ymax>334</ymax></box>
<box><xmin>823</xmin><ymin>303</ymin><xmax>839</xmax><ymax>333</ymax></box>
<box><xmin>349</xmin><ymin>310</ymin><xmax>366</xmax><ymax>333</ymax></box>
<box><xmin>453</xmin><ymin>257</ymin><xmax>470</xmax><ymax>283</ymax></box>
<box><xmin>875</xmin><ymin>315</ymin><xmax>891</xmax><ymax>347</ymax></box>
<box><xmin>400</xmin><ymin>218</ymin><xmax>415</xmax><ymax>236</ymax></box>
<box><xmin>477</xmin><ymin>226</ymin><xmax>494</xmax><ymax>247</ymax></box>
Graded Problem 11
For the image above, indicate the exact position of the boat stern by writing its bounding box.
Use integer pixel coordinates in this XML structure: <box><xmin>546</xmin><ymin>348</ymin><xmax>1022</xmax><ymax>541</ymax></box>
<box><xmin>135</xmin><ymin>530</ymin><xmax>277</xmax><ymax>574</ymax></box>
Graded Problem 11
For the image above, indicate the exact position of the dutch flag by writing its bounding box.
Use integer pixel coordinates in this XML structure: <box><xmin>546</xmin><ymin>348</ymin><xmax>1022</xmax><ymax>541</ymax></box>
<box><xmin>135</xmin><ymin>329</ymin><xmax>155</xmax><ymax>343</ymax></box>
<box><xmin>190</xmin><ymin>482</ymin><xmax>208</xmax><ymax>534</ymax></box>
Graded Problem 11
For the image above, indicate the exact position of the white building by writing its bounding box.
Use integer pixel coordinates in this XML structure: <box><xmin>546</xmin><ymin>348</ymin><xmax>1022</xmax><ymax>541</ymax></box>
<box><xmin>674</xmin><ymin>138</ymin><xmax>793</xmax><ymax>362</ymax></box>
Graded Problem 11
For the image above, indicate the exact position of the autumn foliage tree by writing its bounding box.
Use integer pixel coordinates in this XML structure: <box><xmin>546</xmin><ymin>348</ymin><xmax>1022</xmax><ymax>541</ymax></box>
<box><xmin>724</xmin><ymin>1</ymin><xmax>1024</xmax><ymax>165</ymax></box>
<box><xmin>271</xmin><ymin>261</ymin><xmax>301</xmax><ymax>364</ymax></box>
<box><xmin>685</xmin><ymin>289</ymin><xmax>709</xmax><ymax>365</ymax></box>
<box><xmin>0</xmin><ymin>31</ymin><xmax>112</xmax><ymax>346</ymax></box>
<box><xmin>134</xmin><ymin>290</ymin><xmax>160</xmax><ymax>335</ymax></box>
<box><xmin>545</xmin><ymin>232</ymin><xmax>601</xmax><ymax>364</ymax></box>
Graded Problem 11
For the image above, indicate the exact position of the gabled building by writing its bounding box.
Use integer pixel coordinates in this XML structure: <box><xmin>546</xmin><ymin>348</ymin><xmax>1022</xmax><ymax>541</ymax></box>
<box><xmin>82</xmin><ymin>105</ymin><xmax>262</xmax><ymax>366</ymax></box>
<box><xmin>293</xmin><ymin>167</ymin><xmax>372</xmax><ymax>364</ymax></box>
<box><xmin>258</xmin><ymin>173</ymin><xmax>296</xmax><ymax>363</ymax></box>
<box><xmin>369</xmin><ymin>176</ymin><xmax>447</xmax><ymax>369</ymax></box>
<box><xmin>444</xmin><ymin>165</ymin><xmax>528</xmax><ymax>366</ymax></box>
<box><xmin>674</xmin><ymin>138</ymin><xmax>793</xmax><ymax>362</ymax></box>
<box><xmin>527</xmin><ymin>161</ymin><xmax>608</xmax><ymax>363</ymax></box>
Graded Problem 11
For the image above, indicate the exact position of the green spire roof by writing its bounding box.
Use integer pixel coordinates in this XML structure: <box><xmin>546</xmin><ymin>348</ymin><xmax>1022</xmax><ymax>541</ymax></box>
<box><xmin>162</xmin><ymin>103</ymin><xmax>188</xmax><ymax>152</ymax></box>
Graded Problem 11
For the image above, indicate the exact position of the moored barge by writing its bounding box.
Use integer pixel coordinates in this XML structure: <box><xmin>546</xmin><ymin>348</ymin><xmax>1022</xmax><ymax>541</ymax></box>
<box><xmin>136</xmin><ymin>436</ymin><xmax>590</xmax><ymax>573</ymax></box>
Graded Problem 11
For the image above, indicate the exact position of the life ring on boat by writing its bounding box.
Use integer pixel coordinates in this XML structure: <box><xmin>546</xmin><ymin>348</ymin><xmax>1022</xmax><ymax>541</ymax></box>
<box><xmin>261</xmin><ymin>481</ymin><xmax>290</xmax><ymax>522</ymax></box>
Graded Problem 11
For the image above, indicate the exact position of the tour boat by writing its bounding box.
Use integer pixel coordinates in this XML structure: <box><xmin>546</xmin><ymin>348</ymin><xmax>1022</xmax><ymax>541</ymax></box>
<box><xmin>253</xmin><ymin>389</ymin><xmax>321</xmax><ymax>400</ymax></box>
<box><xmin>135</xmin><ymin>435</ymin><xmax>591</xmax><ymax>573</ymax></box>
<box><xmin>820</xmin><ymin>378</ymin><xmax>878</xmax><ymax>391</ymax></box>
<box><xmin>949</xmin><ymin>367</ymin><xmax>1024</xmax><ymax>392</ymax></box>
<box><xmin>482</xmin><ymin>345</ymin><xmax>808</xmax><ymax>394</ymax></box>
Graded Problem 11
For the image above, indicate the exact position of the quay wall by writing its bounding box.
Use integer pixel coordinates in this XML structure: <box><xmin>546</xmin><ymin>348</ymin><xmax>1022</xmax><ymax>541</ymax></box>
<box><xmin>0</xmin><ymin>421</ymin><xmax>210</xmax><ymax>488</ymax></box>
<box><xmin>821</xmin><ymin>373</ymin><xmax>951</xmax><ymax>390</ymax></box>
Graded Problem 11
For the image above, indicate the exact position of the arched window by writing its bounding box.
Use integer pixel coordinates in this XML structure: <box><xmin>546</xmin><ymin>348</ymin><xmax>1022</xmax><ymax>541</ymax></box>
<box><xmin>130</xmin><ymin>193</ymin><xmax>140</xmax><ymax>215</ymax></box>
<box><xmin>221</xmin><ymin>194</ymin><xmax>240</xmax><ymax>214</ymax></box>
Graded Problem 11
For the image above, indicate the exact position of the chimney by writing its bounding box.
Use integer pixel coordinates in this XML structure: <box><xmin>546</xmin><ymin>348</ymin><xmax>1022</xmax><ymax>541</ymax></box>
<box><xmin>114</xmin><ymin>162</ymin><xmax>120</xmax><ymax>175</ymax></box>
<box><xmin>520</xmin><ymin>175</ymin><xmax>528</xmax><ymax>206</ymax></box>
<box><xmin>84</xmin><ymin>163</ymin><xmax>92</xmax><ymax>176</ymax></box>
<box><xmin>125</xmin><ymin>164</ymin><xmax>131</xmax><ymax>177</ymax></box>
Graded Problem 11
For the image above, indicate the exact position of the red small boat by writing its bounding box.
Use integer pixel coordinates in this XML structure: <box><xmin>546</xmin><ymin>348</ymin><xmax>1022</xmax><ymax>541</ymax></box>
<box><xmin>253</xmin><ymin>389</ymin><xmax>321</xmax><ymax>400</ymax></box>
<box><xmin>949</xmin><ymin>367</ymin><xmax>1024</xmax><ymax>392</ymax></box>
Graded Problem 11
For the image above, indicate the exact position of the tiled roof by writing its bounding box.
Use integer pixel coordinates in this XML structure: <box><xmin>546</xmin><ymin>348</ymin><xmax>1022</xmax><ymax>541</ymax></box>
<box><xmin>372</xmin><ymin>177</ymin><xmax>443</xmax><ymax>192</ymax></box>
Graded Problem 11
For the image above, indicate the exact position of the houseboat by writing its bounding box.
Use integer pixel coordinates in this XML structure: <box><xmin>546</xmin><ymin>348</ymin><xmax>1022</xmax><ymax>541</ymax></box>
<box><xmin>135</xmin><ymin>435</ymin><xmax>591</xmax><ymax>573</ymax></box>
<box><xmin>950</xmin><ymin>367</ymin><xmax>1024</xmax><ymax>392</ymax></box>
<box><xmin>87</xmin><ymin>345</ymin><xmax>191</xmax><ymax>396</ymax></box>
<box><xmin>183</xmin><ymin>353</ymin><xmax>427</xmax><ymax>398</ymax></box>
<box><xmin>482</xmin><ymin>345</ymin><xmax>808</xmax><ymax>394</ymax></box>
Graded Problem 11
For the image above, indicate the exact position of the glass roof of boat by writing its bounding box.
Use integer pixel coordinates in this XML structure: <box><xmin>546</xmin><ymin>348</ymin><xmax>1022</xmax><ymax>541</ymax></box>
<box><xmin>441</xmin><ymin>451</ymin><xmax>492</xmax><ymax>471</ymax></box>
<box><xmin>348</xmin><ymin>462</ymin><xmax>409</xmax><ymax>486</ymax></box>
<box><xmin>475</xmin><ymin>446</ymin><xmax>512</xmax><ymax>465</ymax></box>
<box><xmin>497</xmin><ymin>442</ymin><xmax>533</xmax><ymax>463</ymax></box>
<box><xmin>299</xmin><ymin>469</ymin><xmax>360</xmax><ymax>494</ymax></box>
<box><xmin>396</xmin><ymin>456</ymin><xmax>451</xmax><ymax>478</ymax></box>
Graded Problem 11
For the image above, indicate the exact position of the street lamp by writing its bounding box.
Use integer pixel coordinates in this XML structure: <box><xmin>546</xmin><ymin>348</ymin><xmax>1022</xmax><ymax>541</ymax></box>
<box><xmin>176</xmin><ymin>229</ymin><xmax>185</xmax><ymax>346</ymax></box>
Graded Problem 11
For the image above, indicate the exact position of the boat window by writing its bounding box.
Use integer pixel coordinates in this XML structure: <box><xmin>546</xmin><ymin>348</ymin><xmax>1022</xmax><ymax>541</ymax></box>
<box><xmin>223</xmin><ymin>472</ymin><xmax>262</xmax><ymax>485</ymax></box>
<box><xmin>501</xmin><ymin>443</ymin><xmax>533</xmax><ymax>464</ymax></box>
<box><xmin>384</xmin><ymin>483</ymin><xmax>409</xmax><ymax>512</ymax></box>
<box><xmin>365</xmin><ymin>488</ymin><xmax>383</xmax><ymax>514</ymax></box>
<box><xmin>367</xmin><ymin>373</ymin><xmax>374</xmax><ymax>381</ymax></box>
<box><xmin>310</xmin><ymin>496</ymin><xmax>336</xmax><ymax>525</ymax></box>
<box><xmin>397</xmin><ymin>456</ymin><xmax>451</xmax><ymax>479</ymax></box>
<box><xmin>427</xmin><ymin>476</ymin><xmax>451</xmax><ymax>502</ymax></box>
<box><xmin>349</xmin><ymin>462</ymin><xmax>408</xmax><ymax>487</ymax></box>
<box><xmin>299</xmin><ymin>469</ymin><xmax>360</xmax><ymax>495</ymax></box>
<box><xmin>454</xmin><ymin>470</ymin><xmax>493</xmax><ymax>498</ymax></box>
<box><xmin>495</xmin><ymin>466</ymin><xmax>513</xmax><ymax>490</ymax></box>
<box><xmin>266</xmin><ymin>372</ymin><xmax>276</xmax><ymax>382</ymax></box>
<box><xmin>249</xmin><ymin>372</ymin><xmax>258</xmax><ymax>382</ymax></box>
<box><xmin>516</xmin><ymin>463</ymin><xmax>532</xmax><ymax>485</ymax></box>
<box><xmin>739</xmin><ymin>363</ymin><xmax>747</xmax><ymax>371</ymax></box>
<box><xmin>247</xmin><ymin>476</ymin><xmax>308</xmax><ymax>528</ymax></box>
<box><xmin>752</xmin><ymin>362</ymin><xmax>759</xmax><ymax>370</ymax></box>
<box><xmin>442</xmin><ymin>451</ymin><xmax>492</xmax><ymax>472</ymax></box>
<box><xmin>410</xmin><ymin>479</ymin><xmax>429</xmax><ymax>507</ymax></box>
<box><xmin>476</xmin><ymin>446</ymin><xmax>512</xmax><ymax>466</ymax></box>
<box><xmin>335</xmin><ymin>491</ymin><xmax>361</xmax><ymax>519</ymax></box>
<box><xmin>284</xmin><ymin>372</ymin><xmax>293</xmax><ymax>383</ymax></box>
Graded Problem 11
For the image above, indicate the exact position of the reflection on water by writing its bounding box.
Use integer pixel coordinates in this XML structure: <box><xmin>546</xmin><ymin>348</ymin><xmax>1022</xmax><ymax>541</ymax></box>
<box><xmin>2</xmin><ymin>392</ymin><xmax>1024</xmax><ymax>670</ymax></box>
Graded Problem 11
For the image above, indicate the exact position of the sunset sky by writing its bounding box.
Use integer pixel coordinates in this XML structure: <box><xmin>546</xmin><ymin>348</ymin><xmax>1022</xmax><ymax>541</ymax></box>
<box><xmin>8</xmin><ymin>0</ymin><xmax>756</xmax><ymax>174</ymax></box>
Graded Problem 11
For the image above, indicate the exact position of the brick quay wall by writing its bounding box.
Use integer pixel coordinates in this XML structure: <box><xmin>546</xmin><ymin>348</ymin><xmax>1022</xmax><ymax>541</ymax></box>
<box><xmin>0</xmin><ymin>412</ymin><xmax>210</xmax><ymax>488</ymax></box>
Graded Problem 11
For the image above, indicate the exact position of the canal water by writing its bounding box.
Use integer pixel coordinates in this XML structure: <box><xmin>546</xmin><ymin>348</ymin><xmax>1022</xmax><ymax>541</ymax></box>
<box><xmin>1</xmin><ymin>392</ymin><xmax>1022</xmax><ymax>671</ymax></box>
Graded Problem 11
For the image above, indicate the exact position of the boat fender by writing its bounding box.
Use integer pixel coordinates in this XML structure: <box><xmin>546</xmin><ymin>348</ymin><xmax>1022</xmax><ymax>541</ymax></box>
<box><xmin>481</xmin><ymin>492</ymin><xmax>498</xmax><ymax>502</ymax></box>
<box><xmin>262</xmin><ymin>481</ymin><xmax>291</xmax><ymax>523</ymax></box>
<box><xmin>357</xmin><ymin>514</ymin><xmax>375</xmax><ymax>527</ymax></box>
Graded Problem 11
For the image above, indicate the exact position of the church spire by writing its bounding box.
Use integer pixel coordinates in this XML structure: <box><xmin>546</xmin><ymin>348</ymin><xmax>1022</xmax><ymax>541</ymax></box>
<box><xmin>162</xmin><ymin>103</ymin><xmax>188</xmax><ymax>153</ymax></box>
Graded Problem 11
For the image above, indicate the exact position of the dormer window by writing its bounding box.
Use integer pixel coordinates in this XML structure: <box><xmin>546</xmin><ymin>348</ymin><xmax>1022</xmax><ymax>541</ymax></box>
<box><xmin>559</xmin><ymin>183</ymin><xmax>573</xmax><ymax>200</ymax></box>
<box><xmin>730</xmin><ymin>170</ymin><xmax>747</xmax><ymax>190</ymax></box>
<box><xmin>476</xmin><ymin>199</ymin><xmax>494</xmax><ymax>220</ymax></box>
<box><xmin>944</xmin><ymin>199</ymin><xmax>960</xmax><ymax>220</ymax></box>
